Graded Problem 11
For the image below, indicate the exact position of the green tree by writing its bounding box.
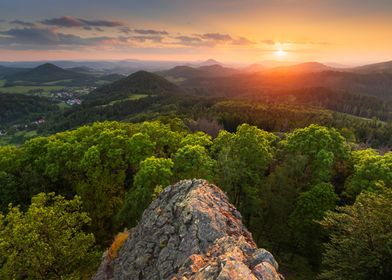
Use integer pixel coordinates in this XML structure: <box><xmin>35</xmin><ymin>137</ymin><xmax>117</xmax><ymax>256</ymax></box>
<box><xmin>173</xmin><ymin>144</ymin><xmax>215</xmax><ymax>180</ymax></box>
<box><xmin>260</xmin><ymin>125</ymin><xmax>350</xmax><ymax>274</ymax></box>
<box><xmin>119</xmin><ymin>156</ymin><xmax>174</xmax><ymax>226</ymax></box>
<box><xmin>0</xmin><ymin>193</ymin><xmax>99</xmax><ymax>280</ymax></box>
<box><xmin>212</xmin><ymin>124</ymin><xmax>276</xmax><ymax>222</ymax></box>
<box><xmin>139</xmin><ymin>121</ymin><xmax>182</xmax><ymax>157</ymax></box>
<box><xmin>288</xmin><ymin>183</ymin><xmax>338</xmax><ymax>268</ymax></box>
<box><xmin>128</xmin><ymin>132</ymin><xmax>155</xmax><ymax>168</ymax></box>
<box><xmin>345</xmin><ymin>151</ymin><xmax>392</xmax><ymax>199</ymax></box>
<box><xmin>320</xmin><ymin>188</ymin><xmax>392</xmax><ymax>280</ymax></box>
<box><xmin>0</xmin><ymin>146</ymin><xmax>22</xmax><ymax>211</ymax></box>
<box><xmin>180</xmin><ymin>131</ymin><xmax>213</xmax><ymax>148</ymax></box>
<box><xmin>281</xmin><ymin>124</ymin><xmax>350</xmax><ymax>184</ymax></box>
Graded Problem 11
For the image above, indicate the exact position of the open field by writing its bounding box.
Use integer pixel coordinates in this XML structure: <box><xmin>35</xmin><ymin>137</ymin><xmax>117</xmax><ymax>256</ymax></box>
<box><xmin>0</xmin><ymin>84</ymin><xmax>65</xmax><ymax>95</ymax></box>
<box><xmin>106</xmin><ymin>94</ymin><xmax>150</xmax><ymax>106</ymax></box>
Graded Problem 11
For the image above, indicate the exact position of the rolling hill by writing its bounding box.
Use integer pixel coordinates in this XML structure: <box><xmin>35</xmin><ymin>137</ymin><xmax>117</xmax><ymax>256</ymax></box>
<box><xmin>351</xmin><ymin>60</ymin><xmax>392</xmax><ymax>74</ymax></box>
<box><xmin>84</xmin><ymin>70</ymin><xmax>184</xmax><ymax>104</ymax></box>
<box><xmin>157</xmin><ymin>64</ymin><xmax>239</xmax><ymax>81</ymax></box>
<box><xmin>4</xmin><ymin>63</ymin><xmax>90</xmax><ymax>84</ymax></box>
<box><xmin>266</xmin><ymin>62</ymin><xmax>333</xmax><ymax>74</ymax></box>
<box><xmin>2</xmin><ymin>63</ymin><xmax>125</xmax><ymax>87</ymax></box>
<box><xmin>0</xmin><ymin>66</ymin><xmax>29</xmax><ymax>79</ymax></box>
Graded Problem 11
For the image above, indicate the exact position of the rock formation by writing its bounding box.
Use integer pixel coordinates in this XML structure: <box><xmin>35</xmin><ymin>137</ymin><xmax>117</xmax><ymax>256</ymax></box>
<box><xmin>94</xmin><ymin>179</ymin><xmax>283</xmax><ymax>280</ymax></box>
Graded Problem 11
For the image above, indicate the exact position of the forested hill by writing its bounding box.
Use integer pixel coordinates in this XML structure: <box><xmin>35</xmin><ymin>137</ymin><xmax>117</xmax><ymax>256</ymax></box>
<box><xmin>4</xmin><ymin>63</ymin><xmax>90</xmax><ymax>84</ymax></box>
<box><xmin>83</xmin><ymin>70</ymin><xmax>185</xmax><ymax>105</ymax></box>
<box><xmin>0</xmin><ymin>94</ymin><xmax>57</xmax><ymax>125</ymax></box>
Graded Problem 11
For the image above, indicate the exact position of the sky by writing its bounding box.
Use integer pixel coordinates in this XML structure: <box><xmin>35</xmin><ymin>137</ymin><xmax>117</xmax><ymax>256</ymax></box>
<box><xmin>0</xmin><ymin>0</ymin><xmax>391</xmax><ymax>64</ymax></box>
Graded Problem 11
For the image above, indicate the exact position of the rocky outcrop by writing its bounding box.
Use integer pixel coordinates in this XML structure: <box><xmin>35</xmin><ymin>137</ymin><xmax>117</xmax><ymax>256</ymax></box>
<box><xmin>94</xmin><ymin>179</ymin><xmax>283</xmax><ymax>280</ymax></box>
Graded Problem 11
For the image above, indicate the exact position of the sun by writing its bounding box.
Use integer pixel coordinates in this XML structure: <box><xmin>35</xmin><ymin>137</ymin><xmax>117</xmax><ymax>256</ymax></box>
<box><xmin>273</xmin><ymin>42</ymin><xmax>287</xmax><ymax>58</ymax></box>
<box><xmin>274</xmin><ymin>49</ymin><xmax>287</xmax><ymax>57</ymax></box>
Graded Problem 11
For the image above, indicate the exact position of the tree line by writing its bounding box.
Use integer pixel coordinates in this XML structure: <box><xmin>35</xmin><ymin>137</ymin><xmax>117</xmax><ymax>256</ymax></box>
<box><xmin>0</xmin><ymin>120</ymin><xmax>391</xmax><ymax>279</ymax></box>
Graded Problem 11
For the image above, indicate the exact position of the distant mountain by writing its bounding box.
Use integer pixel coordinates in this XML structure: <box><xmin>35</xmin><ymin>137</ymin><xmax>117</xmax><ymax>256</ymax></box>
<box><xmin>259</xmin><ymin>60</ymin><xmax>298</xmax><ymax>68</ymax></box>
<box><xmin>351</xmin><ymin>60</ymin><xmax>392</xmax><ymax>74</ymax></box>
<box><xmin>243</xmin><ymin>64</ymin><xmax>265</xmax><ymax>73</ymax></box>
<box><xmin>198</xmin><ymin>59</ymin><xmax>222</xmax><ymax>66</ymax></box>
<box><xmin>181</xmin><ymin>67</ymin><xmax>392</xmax><ymax>101</ymax></box>
<box><xmin>158</xmin><ymin>64</ymin><xmax>239</xmax><ymax>81</ymax></box>
<box><xmin>85</xmin><ymin>70</ymin><xmax>184</xmax><ymax>104</ymax></box>
<box><xmin>0</xmin><ymin>66</ymin><xmax>29</xmax><ymax>79</ymax></box>
<box><xmin>99</xmin><ymin>73</ymin><xmax>126</xmax><ymax>82</ymax></box>
<box><xmin>5</xmin><ymin>63</ymin><xmax>91</xmax><ymax>84</ymax></box>
<box><xmin>66</xmin><ymin>66</ymin><xmax>102</xmax><ymax>75</ymax></box>
<box><xmin>267</xmin><ymin>62</ymin><xmax>333</xmax><ymax>74</ymax></box>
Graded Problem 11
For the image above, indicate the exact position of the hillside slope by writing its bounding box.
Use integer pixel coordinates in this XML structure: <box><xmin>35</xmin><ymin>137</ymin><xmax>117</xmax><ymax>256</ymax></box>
<box><xmin>5</xmin><ymin>63</ymin><xmax>89</xmax><ymax>83</ymax></box>
<box><xmin>85</xmin><ymin>70</ymin><xmax>184</xmax><ymax>104</ymax></box>
<box><xmin>94</xmin><ymin>179</ymin><xmax>283</xmax><ymax>280</ymax></box>
<box><xmin>351</xmin><ymin>60</ymin><xmax>392</xmax><ymax>74</ymax></box>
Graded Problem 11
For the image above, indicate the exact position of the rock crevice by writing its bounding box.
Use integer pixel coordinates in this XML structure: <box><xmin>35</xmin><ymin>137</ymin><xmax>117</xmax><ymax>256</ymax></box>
<box><xmin>94</xmin><ymin>179</ymin><xmax>283</xmax><ymax>280</ymax></box>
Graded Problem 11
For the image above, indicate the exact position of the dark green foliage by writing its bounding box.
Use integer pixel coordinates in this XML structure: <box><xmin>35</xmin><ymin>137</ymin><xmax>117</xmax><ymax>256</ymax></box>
<box><xmin>173</xmin><ymin>144</ymin><xmax>215</xmax><ymax>181</ymax></box>
<box><xmin>0</xmin><ymin>193</ymin><xmax>99</xmax><ymax>279</ymax></box>
<box><xmin>119</xmin><ymin>156</ymin><xmax>174</xmax><ymax>226</ymax></box>
<box><xmin>85</xmin><ymin>70</ymin><xmax>184</xmax><ymax>105</ymax></box>
<box><xmin>320</xmin><ymin>188</ymin><xmax>392</xmax><ymax>280</ymax></box>
<box><xmin>0</xmin><ymin>93</ymin><xmax>57</xmax><ymax>125</ymax></box>
<box><xmin>288</xmin><ymin>183</ymin><xmax>338</xmax><ymax>268</ymax></box>
<box><xmin>344</xmin><ymin>151</ymin><xmax>392</xmax><ymax>199</ymax></box>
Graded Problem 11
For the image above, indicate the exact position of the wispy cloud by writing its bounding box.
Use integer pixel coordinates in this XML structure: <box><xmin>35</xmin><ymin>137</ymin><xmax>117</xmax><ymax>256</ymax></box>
<box><xmin>200</xmin><ymin>33</ymin><xmax>232</xmax><ymax>41</ymax></box>
<box><xmin>232</xmin><ymin>37</ymin><xmax>256</xmax><ymax>45</ymax></box>
<box><xmin>1</xmin><ymin>17</ymin><xmax>258</xmax><ymax>51</ymax></box>
<box><xmin>134</xmin><ymin>29</ymin><xmax>168</xmax><ymax>35</ymax></box>
<box><xmin>261</xmin><ymin>39</ymin><xmax>331</xmax><ymax>46</ymax></box>
<box><xmin>261</xmin><ymin>39</ymin><xmax>275</xmax><ymax>45</ymax></box>
<box><xmin>0</xmin><ymin>27</ymin><xmax>114</xmax><ymax>49</ymax></box>
<box><xmin>10</xmin><ymin>20</ymin><xmax>36</xmax><ymax>27</ymax></box>
<box><xmin>41</xmin><ymin>16</ymin><xmax>124</xmax><ymax>28</ymax></box>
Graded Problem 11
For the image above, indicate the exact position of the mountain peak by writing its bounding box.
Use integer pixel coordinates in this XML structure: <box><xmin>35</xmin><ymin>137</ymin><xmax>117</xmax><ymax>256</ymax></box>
<box><xmin>200</xmin><ymin>59</ymin><xmax>221</xmax><ymax>66</ymax></box>
<box><xmin>34</xmin><ymin>63</ymin><xmax>63</xmax><ymax>71</ymax></box>
<box><xmin>94</xmin><ymin>179</ymin><xmax>283</xmax><ymax>280</ymax></box>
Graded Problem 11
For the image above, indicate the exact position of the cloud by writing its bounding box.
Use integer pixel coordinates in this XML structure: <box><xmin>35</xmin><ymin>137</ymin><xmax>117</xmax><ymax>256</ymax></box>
<box><xmin>200</xmin><ymin>33</ymin><xmax>232</xmax><ymax>41</ymax></box>
<box><xmin>119</xmin><ymin>26</ymin><xmax>132</xmax><ymax>34</ymax></box>
<box><xmin>10</xmin><ymin>20</ymin><xmax>36</xmax><ymax>27</ymax></box>
<box><xmin>232</xmin><ymin>37</ymin><xmax>256</xmax><ymax>45</ymax></box>
<box><xmin>131</xmin><ymin>35</ymin><xmax>164</xmax><ymax>43</ymax></box>
<box><xmin>0</xmin><ymin>27</ymin><xmax>113</xmax><ymax>49</ymax></box>
<box><xmin>134</xmin><ymin>29</ymin><xmax>169</xmax><ymax>35</ymax></box>
<box><xmin>261</xmin><ymin>39</ymin><xmax>331</xmax><ymax>46</ymax></box>
<box><xmin>41</xmin><ymin>16</ymin><xmax>124</xmax><ymax>28</ymax></box>
<box><xmin>261</xmin><ymin>39</ymin><xmax>275</xmax><ymax>45</ymax></box>
<box><xmin>1</xmin><ymin>18</ymin><xmax>258</xmax><ymax>51</ymax></box>
<box><xmin>175</xmin><ymin>35</ymin><xmax>203</xmax><ymax>43</ymax></box>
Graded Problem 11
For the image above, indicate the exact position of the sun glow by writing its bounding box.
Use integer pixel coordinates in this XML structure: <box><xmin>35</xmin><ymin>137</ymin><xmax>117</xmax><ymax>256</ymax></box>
<box><xmin>274</xmin><ymin>49</ymin><xmax>286</xmax><ymax>57</ymax></box>
<box><xmin>274</xmin><ymin>42</ymin><xmax>287</xmax><ymax>58</ymax></box>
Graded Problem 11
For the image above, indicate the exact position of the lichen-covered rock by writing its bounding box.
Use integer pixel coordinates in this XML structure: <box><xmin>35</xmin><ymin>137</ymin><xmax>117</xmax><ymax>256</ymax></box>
<box><xmin>94</xmin><ymin>179</ymin><xmax>284</xmax><ymax>280</ymax></box>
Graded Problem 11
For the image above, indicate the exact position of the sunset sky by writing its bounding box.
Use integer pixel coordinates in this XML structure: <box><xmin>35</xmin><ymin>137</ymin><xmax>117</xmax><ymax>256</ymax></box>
<box><xmin>1</xmin><ymin>0</ymin><xmax>391</xmax><ymax>64</ymax></box>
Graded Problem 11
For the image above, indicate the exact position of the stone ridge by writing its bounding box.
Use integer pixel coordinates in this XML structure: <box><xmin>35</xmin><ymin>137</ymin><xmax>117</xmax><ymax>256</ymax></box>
<box><xmin>94</xmin><ymin>179</ymin><xmax>284</xmax><ymax>280</ymax></box>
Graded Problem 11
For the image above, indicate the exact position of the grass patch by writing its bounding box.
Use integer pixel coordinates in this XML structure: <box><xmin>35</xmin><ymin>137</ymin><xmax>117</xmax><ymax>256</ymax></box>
<box><xmin>106</xmin><ymin>94</ymin><xmax>150</xmax><ymax>106</ymax></box>
<box><xmin>44</xmin><ymin>79</ymin><xmax>73</xmax><ymax>85</ymax></box>
<box><xmin>95</xmin><ymin>80</ymin><xmax>111</xmax><ymax>86</ymax></box>
<box><xmin>58</xmin><ymin>102</ymin><xmax>71</xmax><ymax>110</ymax></box>
<box><xmin>0</xmin><ymin>85</ymin><xmax>65</xmax><ymax>95</ymax></box>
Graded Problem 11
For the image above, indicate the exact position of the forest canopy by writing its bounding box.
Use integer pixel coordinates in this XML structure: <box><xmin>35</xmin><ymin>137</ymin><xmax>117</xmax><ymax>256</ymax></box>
<box><xmin>0</xmin><ymin>119</ymin><xmax>391</xmax><ymax>279</ymax></box>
